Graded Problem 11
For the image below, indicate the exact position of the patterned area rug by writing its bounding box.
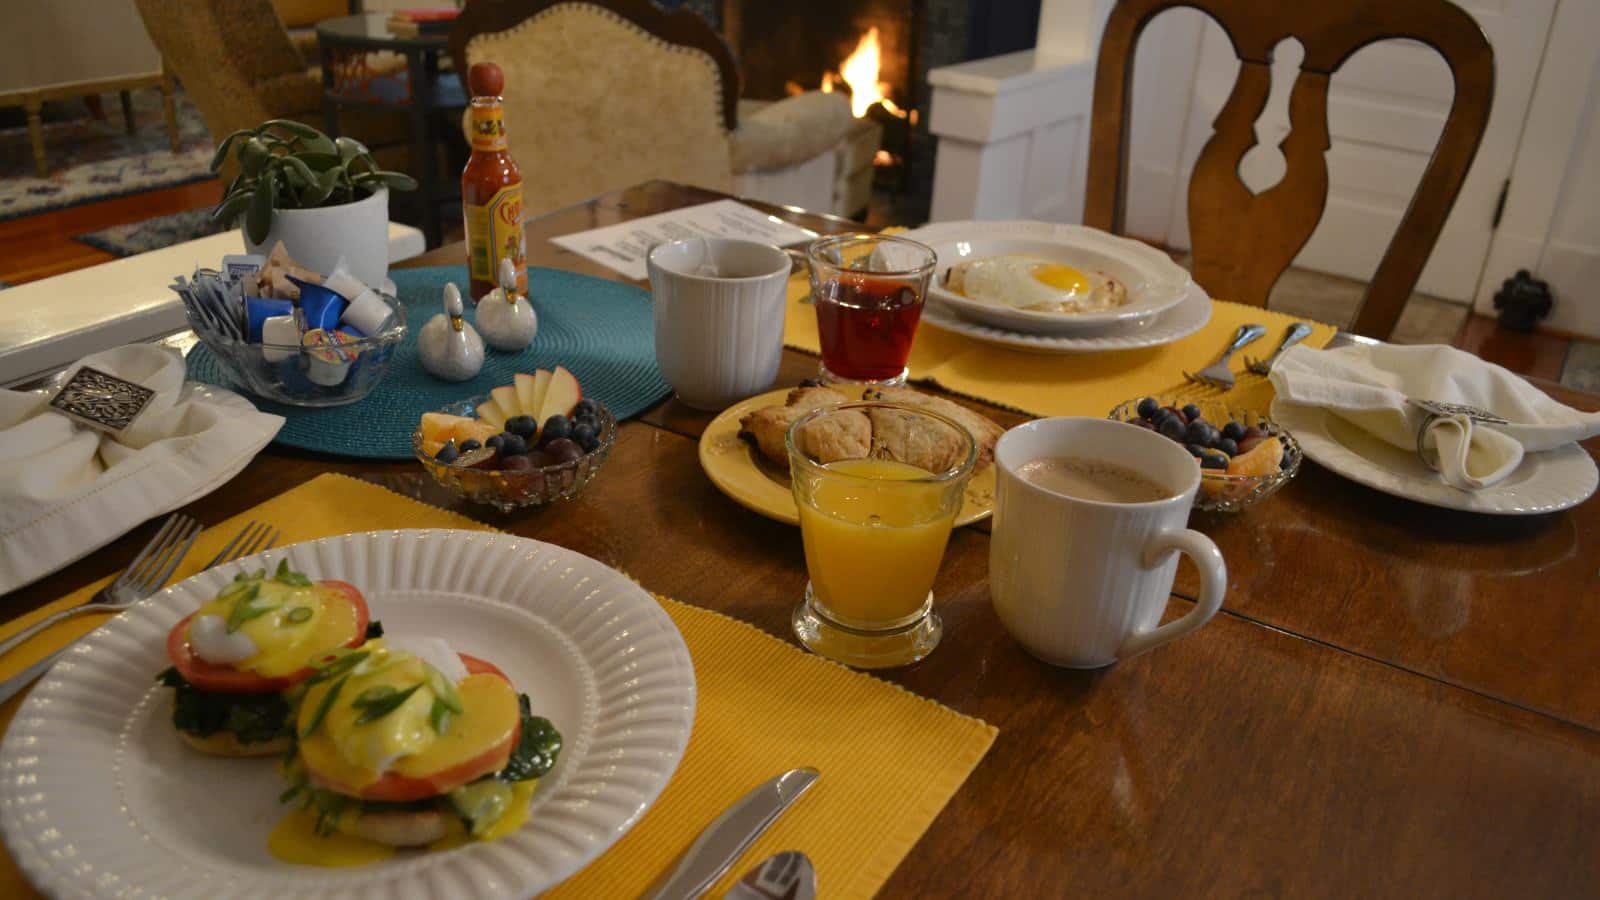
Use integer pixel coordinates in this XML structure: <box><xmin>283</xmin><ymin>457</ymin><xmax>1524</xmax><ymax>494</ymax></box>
<box><xmin>1559</xmin><ymin>341</ymin><xmax>1600</xmax><ymax>394</ymax></box>
<box><xmin>0</xmin><ymin>89</ymin><xmax>215</xmax><ymax>222</ymax></box>
<box><xmin>74</xmin><ymin>208</ymin><xmax>226</xmax><ymax>257</ymax></box>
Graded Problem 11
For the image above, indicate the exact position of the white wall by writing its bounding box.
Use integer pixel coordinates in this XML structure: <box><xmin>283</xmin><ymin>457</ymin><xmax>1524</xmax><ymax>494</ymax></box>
<box><xmin>1475</xmin><ymin>0</ymin><xmax>1600</xmax><ymax>338</ymax></box>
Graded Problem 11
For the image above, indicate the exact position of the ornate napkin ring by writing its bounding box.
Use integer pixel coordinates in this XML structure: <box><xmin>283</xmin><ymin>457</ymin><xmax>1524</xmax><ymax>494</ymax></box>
<box><xmin>48</xmin><ymin>366</ymin><xmax>157</xmax><ymax>436</ymax></box>
<box><xmin>1409</xmin><ymin>398</ymin><xmax>1508</xmax><ymax>473</ymax></box>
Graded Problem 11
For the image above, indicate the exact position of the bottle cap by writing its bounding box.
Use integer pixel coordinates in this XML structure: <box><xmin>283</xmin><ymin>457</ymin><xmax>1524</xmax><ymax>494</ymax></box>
<box><xmin>469</xmin><ymin>63</ymin><xmax>504</xmax><ymax>98</ymax></box>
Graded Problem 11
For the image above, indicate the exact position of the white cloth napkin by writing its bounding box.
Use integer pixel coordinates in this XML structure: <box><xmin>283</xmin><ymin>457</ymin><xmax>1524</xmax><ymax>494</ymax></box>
<box><xmin>1269</xmin><ymin>343</ymin><xmax>1600</xmax><ymax>490</ymax></box>
<box><xmin>0</xmin><ymin>344</ymin><xmax>283</xmax><ymax>594</ymax></box>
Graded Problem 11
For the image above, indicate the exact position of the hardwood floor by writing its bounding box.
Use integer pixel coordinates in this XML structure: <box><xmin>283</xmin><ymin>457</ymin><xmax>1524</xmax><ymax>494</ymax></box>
<box><xmin>0</xmin><ymin>179</ymin><xmax>220</xmax><ymax>285</ymax></box>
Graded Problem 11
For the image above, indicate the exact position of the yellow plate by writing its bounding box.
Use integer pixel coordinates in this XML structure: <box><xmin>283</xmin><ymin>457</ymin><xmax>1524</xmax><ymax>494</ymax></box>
<box><xmin>698</xmin><ymin>387</ymin><xmax>997</xmax><ymax>527</ymax></box>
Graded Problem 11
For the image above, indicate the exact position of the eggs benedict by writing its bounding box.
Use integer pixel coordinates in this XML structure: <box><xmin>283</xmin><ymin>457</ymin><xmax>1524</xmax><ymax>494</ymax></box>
<box><xmin>271</xmin><ymin>637</ymin><xmax>561</xmax><ymax>865</ymax></box>
<box><xmin>156</xmin><ymin>561</ymin><xmax>374</xmax><ymax>756</ymax></box>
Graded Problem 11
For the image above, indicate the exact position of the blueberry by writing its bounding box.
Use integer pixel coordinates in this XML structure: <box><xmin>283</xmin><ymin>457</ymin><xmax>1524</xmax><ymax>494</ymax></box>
<box><xmin>498</xmin><ymin>433</ymin><xmax>529</xmax><ymax>457</ymax></box>
<box><xmin>1185</xmin><ymin>443</ymin><xmax>1206</xmax><ymax>457</ymax></box>
<box><xmin>1183</xmin><ymin>419</ymin><xmax>1212</xmax><ymax>446</ymax></box>
<box><xmin>1158</xmin><ymin>416</ymin><xmax>1186</xmax><ymax>441</ymax></box>
<box><xmin>458</xmin><ymin>439</ymin><xmax>481</xmax><ymax>453</ymax></box>
<box><xmin>505</xmin><ymin>415</ymin><xmax>538</xmax><ymax>438</ymax></box>
<box><xmin>1216</xmin><ymin>437</ymin><xmax>1239</xmax><ymax>457</ymax></box>
<box><xmin>540</xmin><ymin>415</ymin><xmax>572</xmax><ymax>446</ymax></box>
<box><xmin>1162</xmin><ymin>405</ymin><xmax>1187</xmax><ymax>425</ymax></box>
<box><xmin>485</xmin><ymin>433</ymin><xmax>505</xmax><ymax>452</ymax></box>
<box><xmin>574</xmin><ymin>398</ymin><xmax>599</xmax><ymax>416</ymax></box>
<box><xmin>571</xmin><ymin>422</ymin><xmax>598</xmax><ymax>451</ymax></box>
<box><xmin>1199</xmin><ymin>451</ymin><xmax>1229</xmax><ymax>470</ymax></box>
<box><xmin>434</xmin><ymin>441</ymin><xmax>459</xmax><ymax>464</ymax></box>
<box><xmin>1182</xmin><ymin>404</ymin><xmax>1203</xmax><ymax>423</ymax></box>
<box><xmin>1281</xmin><ymin>452</ymin><xmax>1294</xmax><ymax>471</ymax></box>
<box><xmin>1221</xmin><ymin>421</ymin><xmax>1246</xmax><ymax>442</ymax></box>
<box><xmin>1136</xmin><ymin>397</ymin><xmax>1160</xmax><ymax>420</ymax></box>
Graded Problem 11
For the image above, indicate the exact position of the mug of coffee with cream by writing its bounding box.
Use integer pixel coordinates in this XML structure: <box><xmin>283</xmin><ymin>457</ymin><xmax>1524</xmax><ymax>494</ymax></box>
<box><xmin>989</xmin><ymin>417</ymin><xmax>1226</xmax><ymax>668</ymax></box>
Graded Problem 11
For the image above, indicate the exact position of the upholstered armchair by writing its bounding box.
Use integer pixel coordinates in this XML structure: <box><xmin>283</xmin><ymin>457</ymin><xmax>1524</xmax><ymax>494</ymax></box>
<box><xmin>449</xmin><ymin>0</ymin><xmax>867</xmax><ymax>218</ymax></box>
<box><xmin>134</xmin><ymin>0</ymin><xmax>409</xmax><ymax>176</ymax></box>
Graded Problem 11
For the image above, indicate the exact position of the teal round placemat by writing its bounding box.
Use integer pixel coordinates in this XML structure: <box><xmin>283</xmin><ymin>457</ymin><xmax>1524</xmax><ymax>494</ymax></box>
<box><xmin>186</xmin><ymin>265</ymin><xmax>668</xmax><ymax>459</ymax></box>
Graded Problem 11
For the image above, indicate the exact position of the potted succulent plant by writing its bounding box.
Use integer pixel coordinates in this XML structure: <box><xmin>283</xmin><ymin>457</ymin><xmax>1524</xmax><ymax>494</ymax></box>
<box><xmin>211</xmin><ymin>120</ymin><xmax>417</xmax><ymax>287</ymax></box>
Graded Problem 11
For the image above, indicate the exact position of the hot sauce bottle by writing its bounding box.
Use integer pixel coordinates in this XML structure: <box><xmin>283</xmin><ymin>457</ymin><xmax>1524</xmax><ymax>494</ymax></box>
<box><xmin>463</xmin><ymin>62</ymin><xmax>527</xmax><ymax>301</ymax></box>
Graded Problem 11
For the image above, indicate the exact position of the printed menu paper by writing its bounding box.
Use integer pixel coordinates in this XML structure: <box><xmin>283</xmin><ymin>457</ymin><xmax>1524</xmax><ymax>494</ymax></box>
<box><xmin>550</xmin><ymin>199</ymin><xmax>817</xmax><ymax>280</ymax></box>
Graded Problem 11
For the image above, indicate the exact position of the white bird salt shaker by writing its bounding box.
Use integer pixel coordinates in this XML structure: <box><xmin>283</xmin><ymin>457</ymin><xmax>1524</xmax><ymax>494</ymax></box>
<box><xmin>418</xmin><ymin>282</ymin><xmax>484</xmax><ymax>382</ymax></box>
<box><xmin>475</xmin><ymin>257</ymin><xmax>537</xmax><ymax>352</ymax></box>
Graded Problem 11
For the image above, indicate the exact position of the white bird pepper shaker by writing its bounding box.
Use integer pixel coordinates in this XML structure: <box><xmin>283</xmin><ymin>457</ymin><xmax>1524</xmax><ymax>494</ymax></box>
<box><xmin>418</xmin><ymin>282</ymin><xmax>484</xmax><ymax>382</ymax></box>
<box><xmin>475</xmin><ymin>257</ymin><xmax>538</xmax><ymax>352</ymax></box>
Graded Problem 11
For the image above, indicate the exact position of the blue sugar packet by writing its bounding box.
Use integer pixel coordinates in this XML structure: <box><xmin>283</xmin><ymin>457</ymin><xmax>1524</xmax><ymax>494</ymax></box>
<box><xmin>289</xmin><ymin>277</ymin><xmax>348</xmax><ymax>332</ymax></box>
<box><xmin>246</xmin><ymin>297</ymin><xmax>293</xmax><ymax>342</ymax></box>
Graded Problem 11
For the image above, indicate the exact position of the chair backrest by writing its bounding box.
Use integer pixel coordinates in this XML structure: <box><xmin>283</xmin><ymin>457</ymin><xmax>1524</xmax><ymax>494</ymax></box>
<box><xmin>134</xmin><ymin>0</ymin><xmax>317</xmax><ymax>145</ymax></box>
<box><xmin>449</xmin><ymin>0</ymin><xmax>739</xmax><ymax>218</ymax></box>
<box><xmin>1084</xmin><ymin>0</ymin><xmax>1494</xmax><ymax>340</ymax></box>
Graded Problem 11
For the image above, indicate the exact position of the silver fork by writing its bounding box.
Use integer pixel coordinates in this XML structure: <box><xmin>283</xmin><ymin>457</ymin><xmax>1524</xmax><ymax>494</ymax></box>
<box><xmin>1245</xmin><ymin>322</ymin><xmax>1314</xmax><ymax>375</ymax></box>
<box><xmin>0</xmin><ymin>519</ymin><xmax>278</xmax><ymax>704</ymax></box>
<box><xmin>1183</xmin><ymin>323</ymin><xmax>1266</xmax><ymax>390</ymax></box>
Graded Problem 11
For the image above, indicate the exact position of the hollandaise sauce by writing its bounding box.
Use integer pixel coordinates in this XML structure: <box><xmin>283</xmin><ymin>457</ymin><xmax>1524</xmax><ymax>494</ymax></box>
<box><xmin>268</xmin><ymin>809</ymin><xmax>396</xmax><ymax>867</ymax></box>
<box><xmin>187</xmin><ymin>565</ymin><xmax>359</xmax><ymax>677</ymax></box>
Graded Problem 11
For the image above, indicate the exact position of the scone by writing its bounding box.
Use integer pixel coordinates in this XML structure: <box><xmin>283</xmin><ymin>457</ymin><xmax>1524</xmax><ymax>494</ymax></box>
<box><xmin>862</xmin><ymin>386</ymin><xmax>1003</xmax><ymax>467</ymax></box>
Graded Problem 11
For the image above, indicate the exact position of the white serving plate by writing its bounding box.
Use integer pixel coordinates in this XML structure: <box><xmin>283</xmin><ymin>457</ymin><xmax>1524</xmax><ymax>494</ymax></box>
<box><xmin>1271</xmin><ymin>400</ymin><xmax>1598</xmax><ymax>515</ymax></box>
<box><xmin>0</xmin><ymin>529</ymin><xmax>696</xmax><ymax>899</ymax></box>
<box><xmin>920</xmin><ymin>280</ymin><xmax>1212</xmax><ymax>354</ymax></box>
<box><xmin>905</xmin><ymin>220</ymin><xmax>1193</xmax><ymax>334</ymax></box>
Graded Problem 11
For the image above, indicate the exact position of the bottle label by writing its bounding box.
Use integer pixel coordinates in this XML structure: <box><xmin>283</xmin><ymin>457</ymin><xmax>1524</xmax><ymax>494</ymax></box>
<box><xmin>465</xmin><ymin>183</ymin><xmax>526</xmax><ymax>289</ymax></box>
<box><xmin>469</xmin><ymin>101</ymin><xmax>508</xmax><ymax>152</ymax></box>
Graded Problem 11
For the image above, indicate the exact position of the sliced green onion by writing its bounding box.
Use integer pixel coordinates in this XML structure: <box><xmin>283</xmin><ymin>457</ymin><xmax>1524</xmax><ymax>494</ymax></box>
<box><xmin>299</xmin><ymin>674</ymin><xmax>347</xmax><ymax>738</ymax></box>
<box><xmin>225</xmin><ymin>583</ymin><xmax>273</xmax><ymax>633</ymax></box>
<box><xmin>424</xmin><ymin>664</ymin><xmax>464</xmax><ymax>715</ymax></box>
<box><xmin>305</xmin><ymin>650</ymin><xmax>368</xmax><ymax>685</ymax></box>
<box><xmin>353</xmin><ymin>683</ymin><xmax>422</xmax><ymax>724</ymax></box>
<box><xmin>284</xmin><ymin>606</ymin><xmax>313</xmax><ymax>624</ymax></box>
<box><xmin>429</xmin><ymin>697</ymin><xmax>453</xmax><ymax>735</ymax></box>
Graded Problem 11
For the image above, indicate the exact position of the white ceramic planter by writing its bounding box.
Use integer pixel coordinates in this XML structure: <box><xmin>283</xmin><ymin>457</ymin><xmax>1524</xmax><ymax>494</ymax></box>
<box><xmin>243</xmin><ymin>187</ymin><xmax>389</xmax><ymax>287</ymax></box>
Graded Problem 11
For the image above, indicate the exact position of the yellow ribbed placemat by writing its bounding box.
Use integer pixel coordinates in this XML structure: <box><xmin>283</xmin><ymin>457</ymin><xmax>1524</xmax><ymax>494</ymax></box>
<box><xmin>783</xmin><ymin>275</ymin><xmax>1339</xmax><ymax>416</ymax></box>
<box><xmin>0</xmin><ymin>474</ymin><xmax>996</xmax><ymax>899</ymax></box>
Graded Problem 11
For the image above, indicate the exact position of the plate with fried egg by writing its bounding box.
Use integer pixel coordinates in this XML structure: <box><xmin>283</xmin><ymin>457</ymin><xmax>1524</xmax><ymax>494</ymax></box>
<box><xmin>908</xmin><ymin>220</ymin><xmax>1194</xmax><ymax>335</ymax></box>
<box><xmin>0</xmin><ymin>529</ymin><xmax>695</xmax><ymax>899</ymax></box>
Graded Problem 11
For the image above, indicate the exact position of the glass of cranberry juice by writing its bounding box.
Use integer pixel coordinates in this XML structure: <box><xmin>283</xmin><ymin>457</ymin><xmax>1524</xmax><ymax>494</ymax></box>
<box><xmin>807</xmin><ymin>234</ymin><xmax>937</xmax><ymax>385</ymax></box>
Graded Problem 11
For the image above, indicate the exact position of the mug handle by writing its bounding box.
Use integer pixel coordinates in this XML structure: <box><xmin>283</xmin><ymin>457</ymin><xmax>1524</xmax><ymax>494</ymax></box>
<box><xmin>1115</xmin><ymin>529</ymin><xmax>1227</xmax><ymax>660</ymax></box>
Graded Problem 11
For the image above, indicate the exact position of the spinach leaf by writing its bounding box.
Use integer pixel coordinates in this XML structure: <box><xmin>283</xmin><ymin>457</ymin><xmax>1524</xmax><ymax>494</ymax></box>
<box><xmin>156</xmin><ymin>667</ymin><xmax>290</xmax><ymax>745</ymax></box>
<box><xmin>364</xmin><ymin>620</ymin><xmax>384</xmax><ymax>640</ymax></box>
<box><xmin>499</xmin><ymin>694</ymin><xmax>562</xmax><ymax>782</ymax></box>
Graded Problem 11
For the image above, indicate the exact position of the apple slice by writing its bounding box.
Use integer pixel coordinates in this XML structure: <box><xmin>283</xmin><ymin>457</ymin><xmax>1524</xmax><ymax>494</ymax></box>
<box><xmin>491</xmin><ymin>384</ymin><xmax>522</xmax><ymax>419</ymax></box>
<box><xmin>530</xmin><ymin>369</ymin><xmax>553</xmax><ymax>420</ymax></box>
<box><xmin>477</xmin><ymin>400</ymin><xmax>506</xmax><ymax>431</ymax></box>
<box><xmin>514</xmin><ymin>373</ymin><xmax>540</xmax><ymax>414</ymax></box>
<box><xmin>535</xmin><ymin>365</ymin><xmax>582</xmax><ymax>424</ymax></box>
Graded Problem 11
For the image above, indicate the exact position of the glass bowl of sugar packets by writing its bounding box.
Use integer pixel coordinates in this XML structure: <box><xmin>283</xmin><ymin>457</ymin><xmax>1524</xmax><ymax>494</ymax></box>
<box><xmin>174</xmin><ymin>243</ymin><xmax>407</xmax><ymax>406</ymax></box>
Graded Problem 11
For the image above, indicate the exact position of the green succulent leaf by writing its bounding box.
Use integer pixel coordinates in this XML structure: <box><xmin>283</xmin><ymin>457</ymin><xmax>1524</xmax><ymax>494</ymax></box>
<box><xmin>238</xmin><ymin>137</ymin><xmax>271</xmax><ymax>176</ymax></box>
<box><xmin>209</xmin><ymin>129</ymin><xmax>254</xmax><ymax>171</ymax></box>
<box><xmin>211</xmin><ymin>190</ymin><xmax>254</xmax><ymax>224</ymax></box>
<box><xmin>260</xmin><ymin>119</ymin><xmax>324</xmax><ymax>139</ymax></box>
<box><xmin>373</xmin><ymin>171</ymin><xmax>418</xmax><ymax>192</ymax></box>
<box><xmin>335</xmin><ymin>136</ymin><xmax>366</xmax><ymax>163</ymax></box>
<box><xmin>244</xmin><ymin>170</ymin><xmax>277</xmax><ymax>244</ymax></box>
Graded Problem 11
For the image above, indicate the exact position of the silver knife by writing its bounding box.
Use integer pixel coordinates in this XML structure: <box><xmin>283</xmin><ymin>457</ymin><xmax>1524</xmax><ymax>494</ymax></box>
<box><xmin>642</xmin><ymin>768</ymin><xmax>820</xmax><ymax>900</ymax></box>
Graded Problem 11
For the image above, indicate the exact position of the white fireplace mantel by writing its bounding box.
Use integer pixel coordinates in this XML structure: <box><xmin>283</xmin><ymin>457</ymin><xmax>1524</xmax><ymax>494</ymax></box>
<box><xmin>927</xmin><ymin>49</ymin><xmax>1094</xmax><ymax>223</ymax></box>
<box><xmin>927</xmin><ymin>0</ymin><xmax>1108</xmax><ymax>224</ymax></box>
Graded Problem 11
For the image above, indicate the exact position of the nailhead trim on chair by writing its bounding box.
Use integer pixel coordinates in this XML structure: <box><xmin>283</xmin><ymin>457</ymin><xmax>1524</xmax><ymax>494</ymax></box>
<box><xmin>466</xmin><ymin>3</ymin><xmax>730</xmax><ymax>136</ymax></box>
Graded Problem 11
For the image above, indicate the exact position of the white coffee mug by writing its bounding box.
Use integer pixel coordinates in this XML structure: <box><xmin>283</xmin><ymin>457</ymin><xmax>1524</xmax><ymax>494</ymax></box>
<box><xmin>647</xmin><ymin>238</ymin><xmax>790</xmax><ymax>410</ymax></box>
<box><xmin>989</xmin><ymin>417</ymin><xmax>1226</xmax><ymax>668</ymax></box>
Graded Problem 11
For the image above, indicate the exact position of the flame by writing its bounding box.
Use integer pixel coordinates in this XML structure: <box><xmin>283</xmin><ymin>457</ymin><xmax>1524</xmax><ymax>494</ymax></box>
<box><xmin>838</xmin><ymin>27</ymin><xmax>890</xmax><ymax>118</ymax></box>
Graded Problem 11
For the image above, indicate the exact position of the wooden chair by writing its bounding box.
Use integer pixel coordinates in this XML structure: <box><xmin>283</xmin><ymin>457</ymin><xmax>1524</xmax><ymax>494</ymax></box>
<box><xmin>1084</xmin><ymin>0</ymin><xmax>1495</xmax><ymax>340</ymax></box>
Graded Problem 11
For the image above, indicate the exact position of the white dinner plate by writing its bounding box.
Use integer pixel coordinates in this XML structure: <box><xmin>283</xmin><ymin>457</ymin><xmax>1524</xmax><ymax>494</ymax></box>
<box><xmin>0</xmin><ymin>529</ymin><xmax>696</xmax><ymax>899</ymax></box>
<box><xmin>1271</xmin><ymin>400</ymin><xmax>1598</xmax><ymax>515</ymax></box>
<box><xmin>919</xmin><ymin>280</ymin><xmax>1213</xmax><ymax>354</ymax></box>
<box><xmin>905</xmin><ymin>220</ymin><xmax>1193</xmax><ymax>334</ymax></box>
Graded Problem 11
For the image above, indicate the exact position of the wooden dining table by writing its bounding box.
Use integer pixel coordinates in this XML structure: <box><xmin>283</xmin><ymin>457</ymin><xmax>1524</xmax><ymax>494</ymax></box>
<box><xmin>5</xmin><ymin>180</ymin><xmax>1598</xmax><ymax>897</ymax></box>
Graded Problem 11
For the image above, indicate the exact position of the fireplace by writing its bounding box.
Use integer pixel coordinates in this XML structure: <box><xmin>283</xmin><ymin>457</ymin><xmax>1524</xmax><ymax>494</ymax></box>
<box><xmin>690</xmin><ymin>0</ymin><xmax>1041</xmax><ymax>220</ymax></box>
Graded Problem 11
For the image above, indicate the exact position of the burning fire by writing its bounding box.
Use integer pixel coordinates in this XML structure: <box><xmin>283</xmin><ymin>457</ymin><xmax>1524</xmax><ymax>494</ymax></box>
<box><xmin>812</xmin><ymin>26</ymin><xmax>907</xmax><ymax>119</ymax></box>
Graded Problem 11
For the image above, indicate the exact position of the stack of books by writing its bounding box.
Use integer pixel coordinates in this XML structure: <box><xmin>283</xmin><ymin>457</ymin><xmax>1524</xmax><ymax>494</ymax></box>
<box><xmin>386</xmin><ymin>7</ymin><xmax>461</xmax><ymax>38</ymax></box>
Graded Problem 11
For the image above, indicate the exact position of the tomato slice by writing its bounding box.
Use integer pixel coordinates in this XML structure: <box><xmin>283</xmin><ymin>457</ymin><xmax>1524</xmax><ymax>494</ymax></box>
<box><xmin>312</xmin><ymin>654</ymin><xmax>521</xmax><ymax>802</ymax></box>
<box><xmin>165</xmin><ymin>580</ymin><xmax>370</xmax><ymax>694</ymax></box>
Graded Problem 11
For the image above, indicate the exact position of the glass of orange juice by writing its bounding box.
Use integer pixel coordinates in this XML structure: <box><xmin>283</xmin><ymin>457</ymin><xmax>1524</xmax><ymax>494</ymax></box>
<box><xmin>786</xmin><ymin>401</ymin><xmax>977</xmax><ymax>667</ymax></box>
